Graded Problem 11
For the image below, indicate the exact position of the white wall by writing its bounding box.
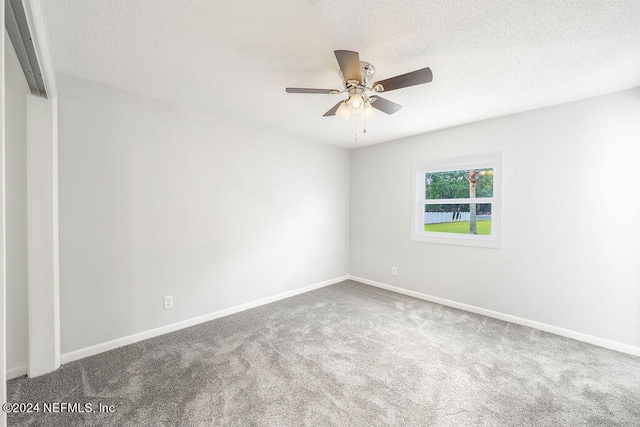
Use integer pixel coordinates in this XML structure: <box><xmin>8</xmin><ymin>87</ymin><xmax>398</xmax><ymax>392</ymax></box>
<box><xmin>57</xmin><ymin>73</ymin><xmax>350</xmax><ymax>354</ymax></box>
<box><xmin>26</xmin><ymin>94</ymin><xmax>60</xmax><ymax>376</ymax></box>
<box><xmin>4</xmin><ymin>39</ymin><xmax>28</xmax><ymax>375</ymax></box>
<box><xmin>350</xmin><ymin>88</ymin><xmax>640</xmax><ymax>349</ymax></box>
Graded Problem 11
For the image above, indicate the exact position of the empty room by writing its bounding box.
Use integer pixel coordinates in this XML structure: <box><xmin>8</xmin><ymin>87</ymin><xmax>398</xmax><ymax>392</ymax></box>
<box><xmin>2</xmin><ymin>0</ymin><xmax>640</xmax><ymax>425</ymax></box>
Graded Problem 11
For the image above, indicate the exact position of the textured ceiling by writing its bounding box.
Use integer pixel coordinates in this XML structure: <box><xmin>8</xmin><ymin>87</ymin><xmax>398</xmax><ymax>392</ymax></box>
<box><xmin>40</xmin><ymin>0</ymin><xmax>640</xmax><ymax>148</ymax></box>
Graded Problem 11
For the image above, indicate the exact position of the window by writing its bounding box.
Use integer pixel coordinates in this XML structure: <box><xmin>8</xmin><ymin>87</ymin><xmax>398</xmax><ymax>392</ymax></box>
<box><xmin>412</xmin><ymin>152</ymin><xmax>501</xmax><ymax>248</ymax></box>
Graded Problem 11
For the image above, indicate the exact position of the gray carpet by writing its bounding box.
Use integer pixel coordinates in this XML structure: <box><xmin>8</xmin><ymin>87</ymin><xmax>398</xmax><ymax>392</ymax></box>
<box><xmin>7</xmin><ymin>280</ymin><xmax>640</xmax><ymax>426</ymax></box>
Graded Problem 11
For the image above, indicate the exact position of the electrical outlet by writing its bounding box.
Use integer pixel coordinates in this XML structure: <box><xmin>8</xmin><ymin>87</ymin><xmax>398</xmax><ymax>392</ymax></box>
<box><xmin>163</xmin><ymin>296</ymin><xmax>173</xmax><ymax>309</ymax></box>
<box><xmin>391</xmin><ymin>266</ymin><xmax>398</xmax><ymax>276</ymax></box>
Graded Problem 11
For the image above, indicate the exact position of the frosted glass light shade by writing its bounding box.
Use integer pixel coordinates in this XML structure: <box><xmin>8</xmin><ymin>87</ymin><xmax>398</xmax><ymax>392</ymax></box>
<box><xmin>363</xmin><ymin>102</ymin><xmax>374</xmax><ymax>119</ymax></box>
<box><xmin>336</xmin><ymin>101</ymin><xmax>350</xmax><ymax>120</ymax></box>
<box><xmin>348</xmin><ymin>93</ymin><xmax>364</xmax><ymax>113</ymax></box>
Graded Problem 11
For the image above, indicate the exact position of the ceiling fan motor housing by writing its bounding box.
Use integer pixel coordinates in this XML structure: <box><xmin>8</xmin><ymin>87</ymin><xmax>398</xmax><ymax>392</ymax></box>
<box><xmin>359</xmin><ymin>62</ymin><xmax>375</xmax><ymax>88</ymax></box>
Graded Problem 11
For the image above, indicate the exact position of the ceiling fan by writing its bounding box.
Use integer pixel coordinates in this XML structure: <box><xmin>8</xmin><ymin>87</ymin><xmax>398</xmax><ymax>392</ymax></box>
<box><xmin>286</xmin><ymin>50</ymin><xmax>433</xmax><ymax>119</ymax></box>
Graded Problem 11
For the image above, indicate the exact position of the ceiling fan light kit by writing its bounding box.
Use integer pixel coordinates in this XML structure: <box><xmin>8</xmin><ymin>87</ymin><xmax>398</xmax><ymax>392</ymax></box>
<box><xmin>286</xmin><ymin>50</ymin><xmax>433</xmax><ymax>130</ymax></box>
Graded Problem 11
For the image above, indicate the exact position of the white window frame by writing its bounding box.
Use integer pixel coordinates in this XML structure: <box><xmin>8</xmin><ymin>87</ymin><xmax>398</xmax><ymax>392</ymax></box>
<box><xmin>411</xmin><ymin>152</ymin><xmax>502</xmax><ymax>248</ymax></box>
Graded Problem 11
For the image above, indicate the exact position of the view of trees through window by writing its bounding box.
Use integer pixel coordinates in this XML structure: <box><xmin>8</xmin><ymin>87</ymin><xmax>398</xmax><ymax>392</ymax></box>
<box><xmin>423</xmin><ymin>168</ymin><xmax>494</xmax><ymax>235</ymax></box>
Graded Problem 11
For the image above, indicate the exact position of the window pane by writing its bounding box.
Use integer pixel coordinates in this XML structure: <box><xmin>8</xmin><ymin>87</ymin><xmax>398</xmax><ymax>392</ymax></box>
<box><xmin>423</xmin><ymin>204</ymin><xmax>492</xmax><ymax>235</ymax></box>
<box><xmin>425</xmin><ymin>168</ymin><xmax>493</xmax><ymax>199</ymax></box>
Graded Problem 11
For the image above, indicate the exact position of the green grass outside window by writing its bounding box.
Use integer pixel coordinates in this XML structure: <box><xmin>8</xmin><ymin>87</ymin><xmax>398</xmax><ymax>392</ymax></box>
<box><xmin>424</xmin><ymin>220</ymin><xmax>491</xmax><ymax>235</ymax></box>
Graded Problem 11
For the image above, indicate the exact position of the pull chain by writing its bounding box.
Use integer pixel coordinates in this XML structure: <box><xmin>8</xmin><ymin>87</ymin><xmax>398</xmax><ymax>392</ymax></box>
<box><xmin>353</xmin><ymin>111</ymin><xmax>368</xmax><ymax>142</ymax></box>
<box><xmin>354</xmin><ymin>115</ymin><xmax>358</xmax><ymax>142</ymax></box>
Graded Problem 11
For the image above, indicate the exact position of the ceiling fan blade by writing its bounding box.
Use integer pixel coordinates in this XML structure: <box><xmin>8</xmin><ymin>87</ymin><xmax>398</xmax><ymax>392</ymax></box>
<box><xmin>373</xmin><ymin>67</ymin><xmax>433</xmax><ymax>92</ymax></box>
<box><xmin>369</xmin><ymin>96</ymin><xmax>403</xmax><ymax>115</ymax></box>
<box><xmin>334</xmin><ymin>50</ymin><xmax>363</xmax><ymax>84</ymax></box>
<box><xmin>323</xmin><ymin>100</ymin><xmax>345</xmax><ymax>117</ymax></box>
<box><xmin>286</xmin><ymin>88</ymin><xmax>338</xmax><ymax>94</ymax></box>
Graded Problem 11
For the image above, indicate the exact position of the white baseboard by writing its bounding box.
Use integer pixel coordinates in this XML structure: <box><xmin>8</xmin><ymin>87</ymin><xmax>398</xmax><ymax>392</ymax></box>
<box><xmin>61</xmin><ymin>275</ymin><xmax>348</xmax><ymax>365</ymax></box>
<box><xmin>349</xmin><ymin>275</ymin><xmax>640</xmax><ymax>358</ymax></box>
<box><xmin>7</xmin><ymin>365</ymin><xmax>28</xmax><ymax>380</ymax></box>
